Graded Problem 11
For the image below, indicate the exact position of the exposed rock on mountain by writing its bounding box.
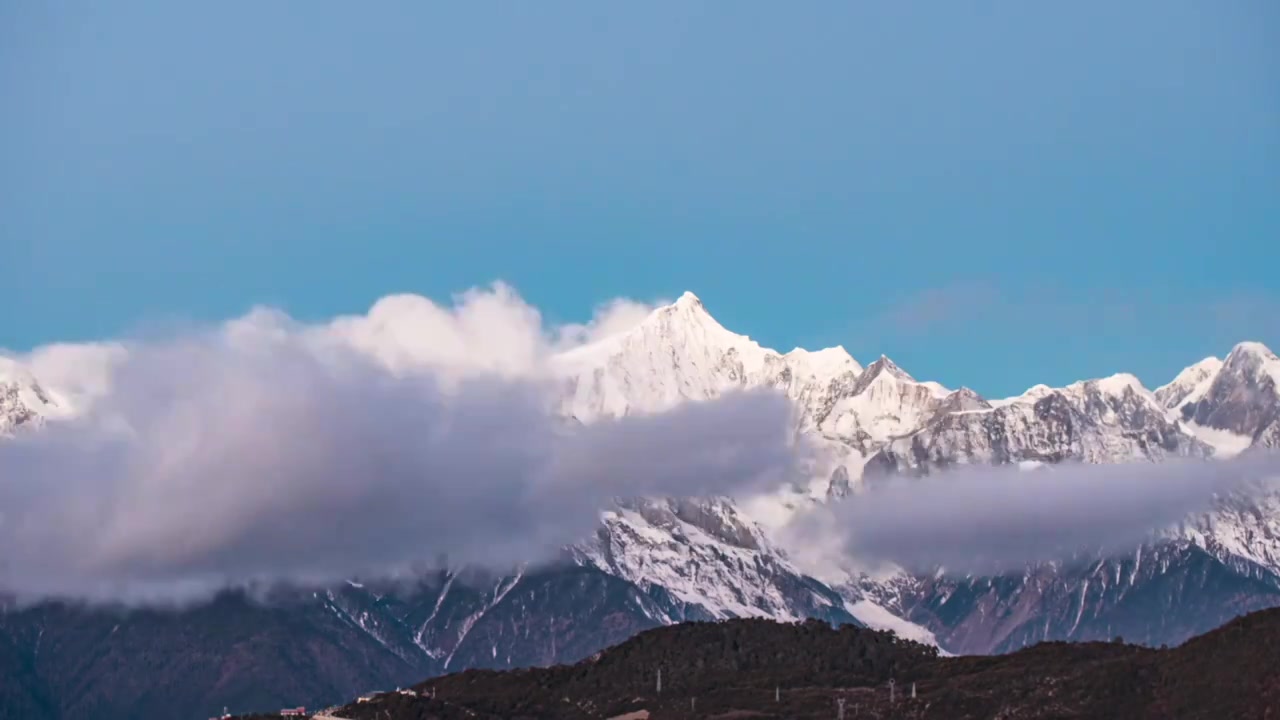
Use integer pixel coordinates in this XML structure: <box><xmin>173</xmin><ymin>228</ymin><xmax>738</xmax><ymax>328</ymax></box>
<box><xmin>1172</xmin><ymin>342</ymin><xmax>1280</xmax><ymax>450</ymax></box>
<box><xmin>1154</xmin><ymin>357</ymin><xmax>1223</xmax><ymax>410</ymax></box>
<box><xmin>0</xmin><ymin>359</ymin><xmax>61</xmax><ymax>436</ymax></box>
<box><xmin>867</xmin><ymin>374</ymin><xmax>1213</xmax><ymax>477</ymax></box>
<box><xmin>572</xmin><ymin>497</ymin><xmax>855</xmax><ymax>625</ymax></box>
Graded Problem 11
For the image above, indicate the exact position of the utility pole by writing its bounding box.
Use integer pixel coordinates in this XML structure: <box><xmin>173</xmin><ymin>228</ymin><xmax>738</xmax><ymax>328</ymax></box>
<box><xmin>657</xmin><ymin>667</ymin><xmax>662</xmax><ymax>695</ymax></box>
<box><xmin>691</xmin><ymin>697</ymin><xmax>696</xmax><ymax>713</ymax></box>
<box><xmin>911</xmin><ymin>681</ymin><xmax>917</xmax><ymax>700</ymax></box>
<box><xmin>775</xmin><ymin>685</ymin><xmax>780</xmax><ymax>702</ymax></box>
<box><xmin>889</xmin><ymin>678</ymin><xmax>896</xmax><ymax>704</ymax></box>
<box><xmin>837</xmin><ymin>696</ymin><xmax>846</xmax><ymax>720</ymax></box>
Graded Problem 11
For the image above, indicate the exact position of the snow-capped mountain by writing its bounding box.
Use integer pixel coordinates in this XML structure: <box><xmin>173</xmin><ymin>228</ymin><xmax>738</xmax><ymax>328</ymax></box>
<box><xmin>1165</xmin><ymin>341</ymin><xmax>1280</xmax><ymax>452</ymax></box>
<box><xmin>4</xmin><ymin>291</ymin><xmax>1280</xmax><ymax>714</ymax></box>
<box><xmin>867</xmin><ymin>372</ymin><xmax>1213</xmax><ymax>476</ymax></box>
<box><xmin>552</xmin><ymin>291</ymin><xmax>862</xmax><ymax>427</ymax></box>
<box><xmin>1154</xmin><ymin>357</ymin><xmax>1224</xmax><ymax>411</ymax></box>
<box><xmin>0</xmin><ymin>358</ymin><xmax>64</xmax><ymax>436</ymax></box>
<box><xmin>543</xmin><ymin>296</ymin><xmax>1280</xmax><ymax>655</ymax></box>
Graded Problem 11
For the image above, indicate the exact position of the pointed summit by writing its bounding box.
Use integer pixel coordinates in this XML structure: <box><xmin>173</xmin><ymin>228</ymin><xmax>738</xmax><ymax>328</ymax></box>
<box><xmin>936</xmin><ymin>386</ymin><xmax>990</xmax><ymax>414</ymax></box>
<box><xmin>648</xmin><ymin>290</ymin><xmax>725</xmax><ymax>336</ymax></box>
<box><xmin>862</xmin><ymin>355</ymin><xmax>914</xmax><ymax>382</ymax></box>
<box><xmin>1155</xmin><ymin>356</ymin><xmax>1222</xmax><ymax>410</ymax></box>
<box><xmin>1218</xmin><ymin>341</ymin><xmax>1280</xmax><ymax>394</ymax></box>
<box><xmin>674</xmin><ymin>290</ymin><xmax>703</xmax><ymax>308</ymax></box>
<box><xmin>1226</xmin><ymin>341</ymin><xmax>1278</xmax><ymax>364</ymax></box>
<box><xmin>652</xmin><ymin>290</ymin><xmax>715</xmax><ymax>326</ymax></box>
<box><xmin>1176</xmin><ymin>339</ymin><xmax>1280</xmax><ymax>441</ymax></box>
<box><xmin>849</xmin><ymin>354</ymin><xmax>919</xmax><ymax>398</ymax></box>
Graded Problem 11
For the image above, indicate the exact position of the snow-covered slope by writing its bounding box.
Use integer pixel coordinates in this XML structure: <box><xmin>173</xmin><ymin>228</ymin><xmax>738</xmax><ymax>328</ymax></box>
<box><xmin>1155</xmin><ymin>357</ymin><xmax>1224</xmax><ymax>410</ymax></box>
<box><xmin>572</xmin><ymin>496</ymin><xmax>853</xmax><ymax>624</ymax></box>
<box><xmin>0</xmin><ymin>358</ymin><xmax>65</xmax><ymax>436</ymax></box>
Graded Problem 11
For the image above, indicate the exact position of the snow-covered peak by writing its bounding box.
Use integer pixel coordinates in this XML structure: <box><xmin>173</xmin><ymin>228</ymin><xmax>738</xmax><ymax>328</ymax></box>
<box><xmin>1022</xmin><ymin>383</ymin><xmax>1054</xmax><ymax>398</ymax></box>
<box><xmin>809</xmin><ymin>355</ymin><xmax>953</xmax><ymax>448</ymax></box>
<box><xmin>992</xmin><ymin>383</ymin><xmax>1055</xmax><ymax>407</ymax></box>
<box><xmin>783</xmin><ymin>346</ymin><xmax>862</xmax><ymax>380</ymax></box>
<box><xmin>1048</xmin><ymin>373</ymin><xmax>1181</xmax><ymax>438</ymax></box>
<box><xmin>627</xmin><ymin>290</ymin><xmax>755</xmax><ymax>350</ymax></box>
<box><xmin>1222</xmin><ymin>341</ymin><xmax>1280</xmax><ymax>389</ymax></box>
<box><xmin>993</xmin><ymin>374</ymin><xmax>1157</xmax><ymax>413</ymax></box>
<box><xmin>934</xmin><ymin>387</ymin><xmax>991</xmax><ymax>415</ymax></box>
<box><xmin>1228</xmin><ymin>340</ymin><xmax>1278</xmax><ymax>362</ymax></box>
<box><xmin>552</xmin><ymin>293</ymin><xmax>869</xmax><ymax>424</ymax></box>
<box><xmin>862</xmin><ymin>354</ymin><xmax>912</xmax><ymax>380</ymax></box>
<box><xmin>1173</xmin><ymin>340</ymin><xmax>1280</xmax><ymax>447</ymax></box>
<box><xmin>1067</xmin><ymin>372</ymin><xmax>1154</xmax><ymax>401</ymax></box>
<box><xmin>553</xmin><ymin>291</ymin><xmax>755</xmax><ymax>369</ymax></box>
<box><xmin>1155</xmin><ymin>356</ymin><xmax>1223</xmax><ymax>410</ymax></box>
<box><xmin>0</xmin><ymin>357</ymin><xmax>64</xmax><ymax>435</ymax></box>
<box><xmin>673</xmin><ymin>290</ymin><xmax>704</xmax><ymax>309</ymax></box>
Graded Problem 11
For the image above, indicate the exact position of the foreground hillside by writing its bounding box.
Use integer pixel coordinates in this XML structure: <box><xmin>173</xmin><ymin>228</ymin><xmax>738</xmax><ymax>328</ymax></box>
<box><xmin>314</xmin><ymin>607</ymin><xmax>1280</xmax><ymax>720</ymax></box>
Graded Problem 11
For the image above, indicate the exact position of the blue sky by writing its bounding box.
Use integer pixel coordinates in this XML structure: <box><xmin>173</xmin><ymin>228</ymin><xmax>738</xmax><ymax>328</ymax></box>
<box><xmin>3</xmin><ymin>1</ymin><xmax>1277</xmax><ymax>397</ymax></box>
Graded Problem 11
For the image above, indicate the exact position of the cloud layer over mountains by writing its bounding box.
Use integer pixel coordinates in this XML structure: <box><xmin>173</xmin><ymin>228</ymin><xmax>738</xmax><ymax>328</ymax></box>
<box><xmin>4</xmin><ymin>283</ymin><xmax>1279</xmax><ymax>605</ymax></box>
<box><xmin>785</xmin><ymin>455</ymin><xmax>1280</xmax><ymax>577</ymax></box>
<box><xmin>0</xmin><ymin>285</ymin><xmax>790</xmax><ymax>603</ymax></box>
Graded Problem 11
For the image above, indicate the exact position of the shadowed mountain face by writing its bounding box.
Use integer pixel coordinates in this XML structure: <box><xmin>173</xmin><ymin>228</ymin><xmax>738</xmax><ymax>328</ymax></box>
<box><xmin>320</xmin><ymin>607</ymin><xmax>1280</xmax><ymax>720</ymax></box>
<box><xmin>0</xmin><ymin>568</ymin><xmax>687</xmax><ymax>720</ymax></box>
<box><xmin>0</xmin><ymin>591</ymin><xmax>425</xmax><ymax>720</ymax></box>
<box><xmin>888</xmin><ymin>541</ymin><xmax>1280</xmax><ymax>655</ymax></box>
<box><xmin>0</xmin><ymin>565</ymin><xmax>858</xmax><ymax>720</ymax></box>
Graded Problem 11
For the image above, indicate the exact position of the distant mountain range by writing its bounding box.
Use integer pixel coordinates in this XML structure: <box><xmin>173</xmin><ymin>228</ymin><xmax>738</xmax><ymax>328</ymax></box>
<box><xmin>3</xmin><ymin>292</ymin><xmax>1279</xmax><ymax>719</ymax></box>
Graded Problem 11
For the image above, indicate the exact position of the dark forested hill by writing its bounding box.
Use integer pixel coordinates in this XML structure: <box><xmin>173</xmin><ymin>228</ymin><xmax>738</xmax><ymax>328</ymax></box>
<box><xmin>313</xmin><ymin>607</ymin><xmax>1280</xmax><ymax>720</ymax></box>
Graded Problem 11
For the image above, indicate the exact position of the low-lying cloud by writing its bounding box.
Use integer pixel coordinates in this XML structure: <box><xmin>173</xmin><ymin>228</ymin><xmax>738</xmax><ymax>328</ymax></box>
<box><xmin>0</xmin><ymin>285</ymin><xmax>794</xmax><ymax>603</ymax></box>
<box><xmin>784</xmin><ymin>455</ymin><xmax>1280</xmax><ymax>577</ymax></box>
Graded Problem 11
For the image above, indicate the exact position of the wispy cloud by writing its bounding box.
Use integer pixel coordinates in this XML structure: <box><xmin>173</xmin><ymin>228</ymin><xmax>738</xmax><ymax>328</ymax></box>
<box><xmin>877</xmin><ymin>281</ymin><xmax>1001</xmax><ymax>337</ymax></box>
<box><xmin>869</xmin><ymin>283</ymin><xmax>1279</xmax><ymax>347</ymax></box>
<box><xmin>782</xmin><ymin>455</ymin><xmax>1280</xmax><ymax>577</ymax></box>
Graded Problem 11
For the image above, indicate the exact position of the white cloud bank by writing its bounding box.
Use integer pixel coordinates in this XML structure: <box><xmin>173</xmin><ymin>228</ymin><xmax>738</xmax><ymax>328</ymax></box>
<box><xmin>783</xmin><ymin>455</ymin><xmax>1280</xmax><ymax>577</ymax></box>
<box><xmin>0</xmin><ymin>284</ymin><xmax>793</xmax><ymax>603</ymax></box>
